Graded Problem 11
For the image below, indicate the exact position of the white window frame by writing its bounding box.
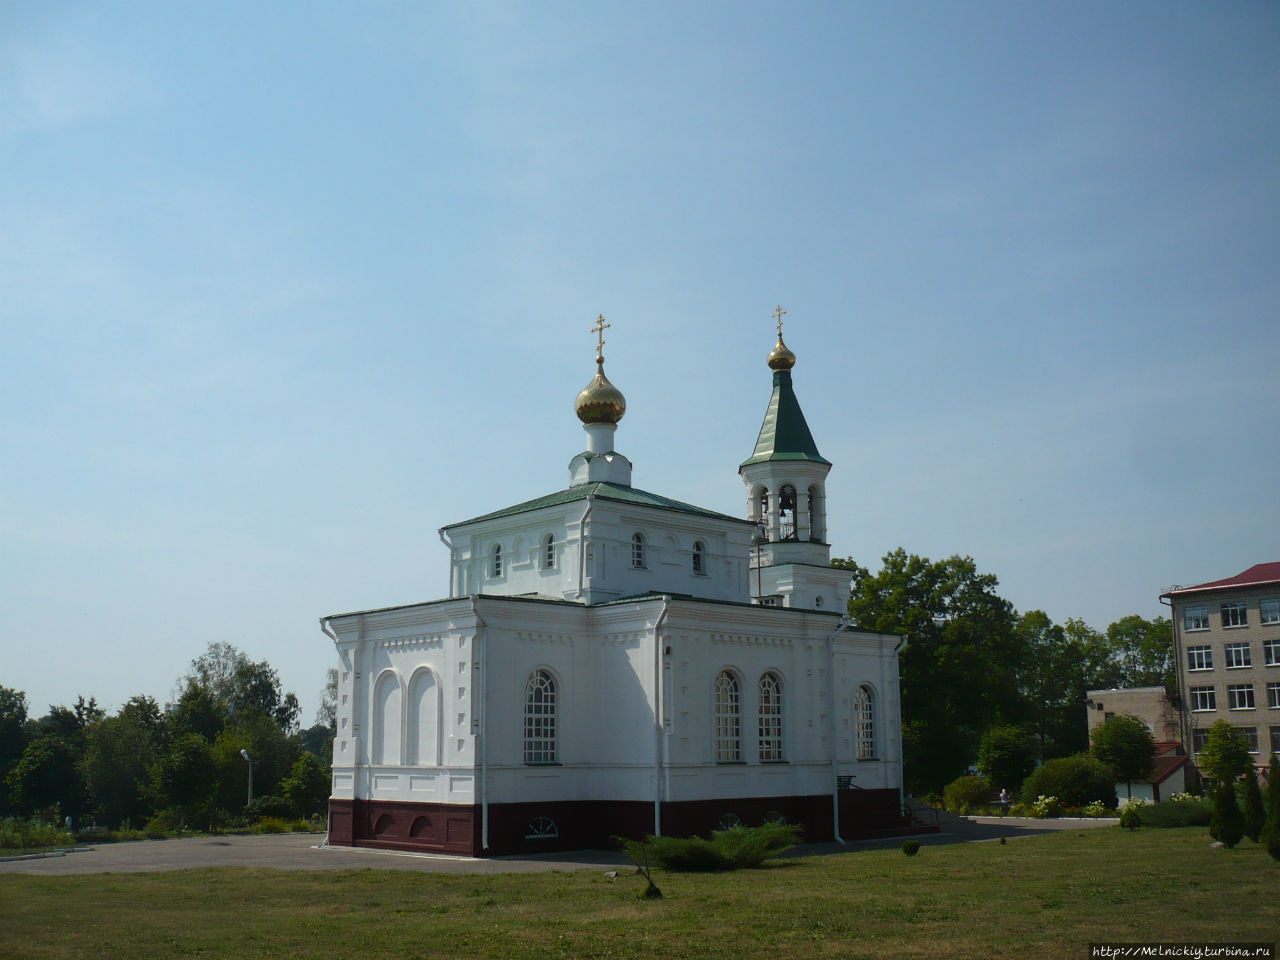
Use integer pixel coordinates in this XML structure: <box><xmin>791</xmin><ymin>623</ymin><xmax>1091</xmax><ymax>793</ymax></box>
<box><xmin>1221</xmin><ymin>601</ymin><xmax>1247</xmax><ymax>628</ymax></box>
<box><xmin>1225</xmin><ymin>642</ymin><xmax>1252</xmax><ymax>669</ymax></box>
<box><xmin>757</xmin><ymin>672</ymin><xmax>783</xmax><ymax>762</ymax></box>
<box><xmin>692</xmin><ymin>541</ymin><xmax>706</xmax><ymax>576</ymax></box>
<box><xmin>491</xmin><ymin>544</ymin><xmax>503</xmax><ymax>579</ymax></box>
<box><xmin>854</xmin><ymin>685</ymin><xmax>877</xmax><ymax>760</ymax></box>
<box><xmin>543</xmin><ymin>534</ymin><xmax>555</xmax><ymax>569</ymax></box>
<box><xmin>713</xmin><ymin>671</ymin><xmax>741</xmax><ymax>762</ymax></box>
<box><xmin>1191</xmin><ymin>728</ymin><xmax>1209</xmax><ymax>753</ymax></box>
<box><xmin>1227</xmin><ymin>684</ymin><xmax>1255</xmax><ymax>711</ymax></box>
<box><xmin>1265</xmin><ymin>640</ymin><xmax>1280</xmax><ymax>667</ymax></box>
<box><xmin>1184</xmin><ymin>605</ymin><xmax>1209</xmax><ymax>631</ymax></box>
<box><xmin>1190</xmin><ymin>686</ymin><xmax>1216</xmax><ymax>712</ymax></box>
<box><xmin>1186</xmin><ymin>646</ymin><xmax>1213</xmax><ymax>671</ymax></box>
<box><xmin>1239</xmin><ymin>726</ymin><xmax>1259</xmax><ymax>753</ymax></box>
<box><xmin>523</xmin><ymin>670</ymin><xmax>557</xmax><ymax>764</ymax></box>
<box><xmin>631</xmin><ymin>532</ymin><xmax>645</xmax><ymax>569</ymax></box>
<box><xmin>1267</xmin><ymin>682</ymin><xmax>1280</xmax><ymax>710</ymax></box>
<box><xmin>1261</xmin><ymin>598</ymin><xmax>1280</xmax><ymax>626</ymax></box>
<box><xmin>1270</xmin><ymin>724</ymin><xmax>1280</xmax><ymax>754</ymax></box>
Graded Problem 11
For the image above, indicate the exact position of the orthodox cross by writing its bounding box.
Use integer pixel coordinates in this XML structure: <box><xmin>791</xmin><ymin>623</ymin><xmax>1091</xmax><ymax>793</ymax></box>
<box><xmin>591</xmin><ymin>314</ymin><xmax>610</xmax><ymax>360</ymax></box>
<box><xmin>772</xmin><ymin>304</ymin><xmax>786</xmax><ymax>337</ymax></box>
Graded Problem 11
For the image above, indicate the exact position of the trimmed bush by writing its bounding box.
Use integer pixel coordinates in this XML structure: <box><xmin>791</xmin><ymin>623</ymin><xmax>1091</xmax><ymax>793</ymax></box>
<box><xmin>1129</xmin><ymin>798</ymin><xmax>1212</xmax><ymax>829</ymax></box>
<box><xmin>1119</xmin><ymin>805</ymin><xmax>1141</xmax><ymax>831</ymax></box>
<box><xmin>620</xmin><ymin>822</ymin><xmax>802</xmax><ymax>872</ymax></box>
<box><xmin>943</xmin><ymin>775</ymin><xmax>992</xmax><ymax>814</ymax></box>
<box><xmin>901</xmin><ymin>840</ymin><xmax>920</xmax><ymax>856</ymax></box>
<box><xmin>1020</xmin><ymin>754</ymin><xmax>1117</xmax><ymax>809</ymax></box>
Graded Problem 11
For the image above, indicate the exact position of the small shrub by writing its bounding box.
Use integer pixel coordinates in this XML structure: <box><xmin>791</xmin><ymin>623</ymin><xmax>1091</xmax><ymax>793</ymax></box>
<box><xmin>1028</xmin><ymin>795</ymin><xmax>1062</xmax><ymax>819</ymax></box>
<box><xmin>943</xmin><ymin>775</ymin><xmax>992</xmax><ymax>814</ymax></box>
<box><xmin>1081</xmin><ymin>801</ymin><xmax>1110</xmax><ymax>818</ymax></box>
<box><xmin>619</xmin><ymin>822</ymin><xmax>802</xmax><ymax>872</ymax></box>
<box><xmin>244</xmin><ymin>796</ymin><xmax>294</xmax><ymax>823</ymax></box>
<box><xmin>901</xmin><ymin>840</ymin><xmax>920</xmax><ymax>856</ymax></box>
<box><xmin>1118</xmin><ymin>806</ymin><xmax>1141</xmax><ymax>831</ymax></box>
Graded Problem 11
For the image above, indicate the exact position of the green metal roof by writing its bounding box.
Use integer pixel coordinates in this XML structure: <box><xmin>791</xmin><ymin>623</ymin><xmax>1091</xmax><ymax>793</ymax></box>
<box><xmin>740</xmin><ymin>369</ymin><xmax>830</xmax><ymax>468</ymax></box>
<box><xmin>444</xmin><ymin>481</ymin><xmax>755</xmax><ymax>530</ymax></box>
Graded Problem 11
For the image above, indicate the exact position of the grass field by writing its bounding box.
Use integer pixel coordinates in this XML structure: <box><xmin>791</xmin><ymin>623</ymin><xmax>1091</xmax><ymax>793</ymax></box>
<box><xmin>2</xmin><ymin>828</ymin><xmax>1276</xmax><ymax>959</ymax></box>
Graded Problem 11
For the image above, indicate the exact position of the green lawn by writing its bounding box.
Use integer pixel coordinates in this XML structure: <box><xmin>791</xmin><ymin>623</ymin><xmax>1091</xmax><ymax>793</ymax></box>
<box><xmin>2</xmin><ymin>828</ymin><xmax>1275</xmax><ymax>959</ymax></box>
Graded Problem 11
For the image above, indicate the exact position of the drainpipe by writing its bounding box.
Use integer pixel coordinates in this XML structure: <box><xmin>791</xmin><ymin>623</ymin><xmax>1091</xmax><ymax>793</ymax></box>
<box><xmin>438</xmin><ymin>528</ymin><xmax>455</xmax><ymax>596</ymax></box>
<box><xmin>575</xmin><ymin>495</ymin><xmax>595</xmax><ymax>600</ymax></box>
<box><xmin>892</xmin><ymin>635</ymin><xmax>908</xmax><ymax>814</ymax></box>
<box><xmin>472</xmin><ymin>597</ymin><xmax>489</xmax><ymax>851</ymax></box>
<box><xmin>653</xmin><ymin>596</ymin><xmax>671</xmax><ymax>837</ymax></box>
<box><xmin>826</xmin><ymin>614</ymin><xmax>852</xmax><ymax>843</ymax></box>
<box><xmin>319</xmin><ymin>617</ymin><xmax>341</xmax><ymax>847</ymax></box>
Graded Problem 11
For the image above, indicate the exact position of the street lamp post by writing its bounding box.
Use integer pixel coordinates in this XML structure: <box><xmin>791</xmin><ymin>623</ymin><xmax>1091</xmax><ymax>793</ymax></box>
<box><xmin>239</xmin><ymin>748</ymin><xmax>253</xmax><ymax>807</ymax></box>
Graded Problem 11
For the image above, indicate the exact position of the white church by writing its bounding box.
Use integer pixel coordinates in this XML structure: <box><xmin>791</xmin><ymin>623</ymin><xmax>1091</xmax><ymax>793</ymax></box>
<box><xmin>322</xmin><ymin>314</ymin><xmax>908</xmax><ymax>855</ymax></box>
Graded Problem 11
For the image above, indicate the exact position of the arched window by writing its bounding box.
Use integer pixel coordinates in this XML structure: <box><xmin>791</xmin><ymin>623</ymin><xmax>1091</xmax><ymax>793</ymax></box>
<box><xmin>543</xmin><ymin>533</ymin><xmax>555</xmax><ymax>569</ymax></box>
<box><xmin>692</xmin><ymin>541</ymin><xmax>706</xmax><ymax>575</ymax></box>
<box><xmin>491</xmin><ymin>544</ymin><xmax>502</xmax><ymax>578</ymax></box>
<box><xmin>779</xmin><ymin>484</ymin><xmax>797</xmax><ymax>541</ymax></box>
<box><xmin>807</xmin><ymin>485</ymin><xmax>824</xmax><ymax>542</ymax></box>
<box><xmin>757</xmin><ymin>488</ymin><xmax>769</xmax><ymax>526</ymax></box>
<box><xmin>758</xmin><ymin>672</ymin><xmax>783</xmax><ymax>761</ymax></box>
<box><xmin>524</xmin><ymin>670</ymin><xmax>557</xmax><ymax>764</ymax></box>
<box><xmin>631</xmin><ymin>532</ymin><xmax>645</xmax><ymax>568</ymax></box>
<box><xmin>855</xmin><ymin>685</ymin><xmax>876</xmax><ymax>760</ymax></box>
<box><xmin>713</xmin><ymin>671</ymin><xmax>741</xmax><ymax>762</ymax></box>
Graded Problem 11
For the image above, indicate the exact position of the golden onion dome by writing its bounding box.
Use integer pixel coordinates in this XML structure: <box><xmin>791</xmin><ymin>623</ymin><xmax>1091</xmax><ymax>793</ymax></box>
<box><xmin>575</xmin><ymin>358</ymin><xmax>627</xmax><ymax>424</ymax></box>
<box><xmin>767</xmin><ymin>334</ymin><xmax>796</xmax><ymax>370</ymax></box>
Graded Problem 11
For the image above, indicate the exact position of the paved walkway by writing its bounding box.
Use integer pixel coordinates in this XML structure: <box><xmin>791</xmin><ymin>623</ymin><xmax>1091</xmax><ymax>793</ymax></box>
<box><xmin>0</xmin><ymin>816</ymin><xmax>1117</xmax><ymax>877</ymax></box>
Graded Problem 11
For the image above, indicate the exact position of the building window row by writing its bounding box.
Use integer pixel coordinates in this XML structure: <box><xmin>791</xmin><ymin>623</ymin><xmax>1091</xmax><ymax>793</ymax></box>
<box><xmin>1190</xmin><ymin>682</ymin><xmax>1280</xmax><ymax>712</ymax></box>
<box><xmin>1190</xmin><ymin>725</ymin><xmax>1273</xmax><ymax>755</ymax></box>
<box><xmin>1184</xmin><ymin>599</ymin><xmax>1280</xmax><ymax>631</ymax></box>
<box><xmin>1186</xmin><ymin>639</ymin><xmax>1280</xmax><ymax>671</ymax></box>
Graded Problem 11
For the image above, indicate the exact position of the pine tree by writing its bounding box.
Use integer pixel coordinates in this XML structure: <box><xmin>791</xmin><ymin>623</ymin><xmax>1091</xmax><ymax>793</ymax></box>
<box><xmin>1262</xmin><ymin>755</ymin><xmax>1280</xmax><ymax>862</ymax></box>
<box><xmin>1241</xmin><ymin>769</ymin><xmax>1264</xmax><ymax>843</ymax></box>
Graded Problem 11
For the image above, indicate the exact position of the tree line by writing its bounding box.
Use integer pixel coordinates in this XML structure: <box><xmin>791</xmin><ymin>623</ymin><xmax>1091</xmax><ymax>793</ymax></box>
<box><xmin>1</xmin><ymin>642</ymin><xmax>338</xmax><ymax>830</ymax></box>
<box><xmin>836</xmin><ymin>548</ymin><xmax>1173</xmax><ymax>794</ymax></box>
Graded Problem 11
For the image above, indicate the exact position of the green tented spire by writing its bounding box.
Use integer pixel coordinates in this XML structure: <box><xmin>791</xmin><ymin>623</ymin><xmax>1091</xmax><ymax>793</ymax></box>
<box><xmin>740</xmin><ymin>368</ymin><xmax>830</xmax><ymax>468</ymax></box>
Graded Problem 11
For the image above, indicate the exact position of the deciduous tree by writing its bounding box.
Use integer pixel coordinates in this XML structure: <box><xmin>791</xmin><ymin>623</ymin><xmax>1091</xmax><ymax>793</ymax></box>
<box><xmin>1090</xmin><ymin>714</ymin><xmax>1156</xmax><ymax>801</ymax></box>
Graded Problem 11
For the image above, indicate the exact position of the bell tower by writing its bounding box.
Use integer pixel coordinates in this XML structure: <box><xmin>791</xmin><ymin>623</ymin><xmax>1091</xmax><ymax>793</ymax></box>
<box><xmin>739</xmin><ymin>307</ymin><xmax>851</xmax><ymax>611</ymax></box>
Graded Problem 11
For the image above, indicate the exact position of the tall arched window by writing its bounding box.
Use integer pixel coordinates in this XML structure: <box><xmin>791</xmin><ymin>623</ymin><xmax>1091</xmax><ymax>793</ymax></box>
<box><xmin>779</xmin><ymin>484</ymin><xmax>797</xmax><ymax>541</ymax></box>
<box><xmin>713</xmin><ymin>671</ymin><xmax>741</xmax><ymax>762</ymax></box>
<box><xmin>543</xmin><ymin>533</ymin><xmax>555</xmax><ymax>569</ymax></box>
<box><xmin>524</xmin><ymin>670</ymin><xmax>557</xmax><ymax>764</ymax></box>
<box><xmin>757</xmin><ymin>488</ymin><xmax>769</xmax><ymax>527</ymax></box>
<box><xmin>758</xmin><ymin>672</ymin><xmax>783</xmax><ymax>761</ymax></box>
<box><xmin>692</xmin><ymin>541</ymin><xmax>706</xmax><ymax>575</ymax></box>
<box><xmin>855</xmin><ymin>684</ymin><xmax>876</xmax><ymax>760</ymax></box>
<box><xmin>491</xmin><ymin>544</ymin><xmax>503</xmax><ymax>578</ymax></box>
<box><xmin>631</xmin><ymin>532</ymin><xmax>645</xmax><ymax>568</ymax></box>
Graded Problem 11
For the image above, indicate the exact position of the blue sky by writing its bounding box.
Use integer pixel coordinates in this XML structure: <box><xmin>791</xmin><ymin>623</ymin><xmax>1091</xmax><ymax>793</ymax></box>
<box><xmin>2</xmin><ymin>2</ymin><xmax>1277</xmax><ymax>725</ymax></box>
